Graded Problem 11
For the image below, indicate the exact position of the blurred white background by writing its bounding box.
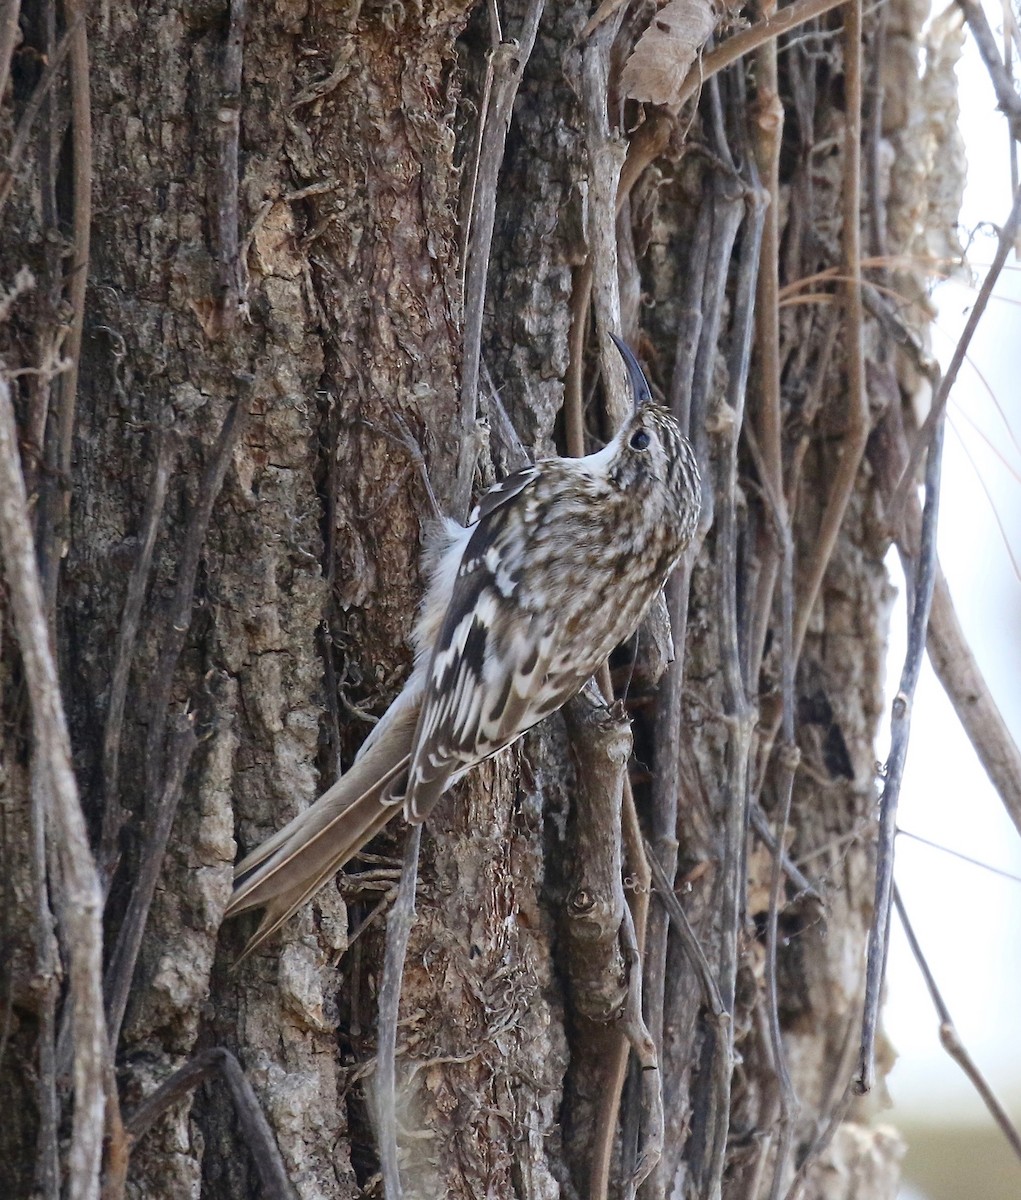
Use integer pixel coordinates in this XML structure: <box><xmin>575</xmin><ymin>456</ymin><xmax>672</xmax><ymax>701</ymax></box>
<box><xmin>882</xmin><ymin>8</ymin><xmax>1021</xmax><ymax>1196</ymax></box>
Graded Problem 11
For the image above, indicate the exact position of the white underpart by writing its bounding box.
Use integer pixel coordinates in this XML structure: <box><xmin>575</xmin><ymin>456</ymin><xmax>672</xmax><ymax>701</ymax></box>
<box><xmin>572</xmin><ymin>433</ymin><xmax>621</xmax><ymax>477</ymax></box>
<box><xmin>355</xmin><ymin>518</ymin><xmax>470</xmax><ymax>765</ymax></box>
<box><xmin>414</xmin><ymin>517</ymin><xmax>474</xmax><ymax>664</ymax></box>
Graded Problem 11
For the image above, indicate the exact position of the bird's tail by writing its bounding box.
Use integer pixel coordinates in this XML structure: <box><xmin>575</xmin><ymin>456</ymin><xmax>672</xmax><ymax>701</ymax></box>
<box><xmin>225</xmin><ymin>693</ymin><xmax>420</xmax><ymax>960</ymax></box>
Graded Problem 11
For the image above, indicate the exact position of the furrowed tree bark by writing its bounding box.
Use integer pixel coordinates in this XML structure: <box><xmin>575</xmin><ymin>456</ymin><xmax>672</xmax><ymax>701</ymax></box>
<box><xmin>0</xmin><ymin>0</ymin><xmax>972</xmax><ymax>1197</ymax></box>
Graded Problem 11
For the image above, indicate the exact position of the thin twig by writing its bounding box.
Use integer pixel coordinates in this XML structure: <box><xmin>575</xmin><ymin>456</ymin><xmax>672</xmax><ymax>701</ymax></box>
<box><xmin>104</xmin><ymin>716</ymin><xmax>198</xmax><ymax>1049</ymax></box>
<box><xmin>656</xmin><ymin>126</ymin><xmax>746</xmax><ymax>1198</ymax></box>
<box><xmin>924</xmin><ymin>563</ymin><xmax>1021</xmax><ymax>838</ymax></box>
<box><xmin>889</xmin><ymin>181</ymin><xmax>1021</xmax><ymax>529</ymax></box>
<box><xmin>783</xmin><ymin>1085</ymin><xmax>853</xmax><ymax>1199</ymax></box>
<box><xmin>456</xmin><ymin>0</ymin><xmax>545</xmax><ymax>515</ymax></box>
<box><xmin>0</xmin><ymin>13</ymin><xmax>83</xmax><ymax>216</ymax></box>
<box><xmin>865</xmin><ymin>0</ymin><xmax>890</xmax><ymax>261</ymax></box>
<box><xmin>101</xmin><ymin>1049</ymin><xmax>129</xmax><ymax>1200</ymax></box>
<box><xmin>855</xmin><ymin>416</ymin><xmax>944</xmax><ymax>1093</ymax></box>
<box><xmin>897</xmin><ymin>827</ymin><xmax>1021</xmax><ymax>882</ymax></box>
<box><xmin>744</xmin><ymin>8</ymin><xmax>785</xmax><ymax>702</ymax></box>
<box><xmin>566</xmin><ymin>110</ymin><xmax>676</xmax><ymax>464</ymax></box>
<box><xmin>216</xmin><ymin>0</ymin><xmax>247</xmax><ymax>332</ymax></box>
<box><xmin>762</xmin><ymin>746</ymin><xmax>800</xmax><ymax>1200</ymax></box>
<box><xmin>0</xmin><ymin>0</ymin><xmax>20</xmax><ymax>107</ymax></box>
<box><xmin>619</xmin><ymin>902</ymin><xmax>663</xmax><ymax>1199</ymax></box>
<box><xmin>124</xmin><ymin>1048</ymin><xmax>296</xmax><ymax>1199</ymax></box>
<box><xmin>566</xmin><ymin>24</ymin><xmax>639</xmax><ymax>1191</ymax></box>
<box><xmin>642</xmin><ymin>557</ymin><xmax>694</xmax><ymax>1173</ymax></box>
<box><xmin>749</xmin><ymin>804</ymin><xmax>820</xmax><ymax>899</ymax></box>
<box><xmin>752</xmin><ymin>33</ymin><xmax>785</xmax><ymax>500</ymax></box>
<box><xmin>868</xmin><ymin>340</ymin><xmax>1021</xmax><ymax>844</ymax></box>
<box><xmin>0</xmin><ymin>376</ymin><xmax>108</xmax><ymax>1200</ymax></box>
<box><xmin>894</xmin><ymin>887</ymin><xmax>1021</xmax><ymax>1163</ymax></box>
<box><xmin>587</xmin><ymin>20</ymin><xmax>630</xmax><ymax>428</ymax></box>
<box><xmin>783</xmin><ymin>1005</ymin><xmax>862</xmax><ymax>1197</ymax></box>
<box><xmin>675</xmin><ymin>0</ymin><xmax>852</xmax><ymax>112</ymax></box>
<box><xmin>669</xmin><ymin>185</ymin><xmax>711</xmax><ymax>428</ymax></box>
<box><xmin>640</xmin><ymin>203</ymin><xmax>718</xmax><ymax>1143</ymax></box>
<box><xmin>751</xmin><ymin>354</ymin><xmax>803</xmax><ymax>1200</ymax></box>
<box><xmin>37</xmin><ymin>0</ymin><xmax>92</xmax><ymax>624</ymax></box>
<box><xmin>143</xmin><ymin>393</ymin><xmax>249</xmax><ymax>812</ymax></box>
<box><xmin>619</xmin><ymin>778</ymin><xmax>657</xmax><ymax>1184</ymax></box>
<box><xmin>791</xmin><ymin>0</ymin><xmax>868</xmax><ymax>667</ymax></box>
<box><xmin>704</xmin><ymin>182</ymin><xmax>759</xmax><ymax>1200</ymax></box>
<box><xmin>956</xmin><ymin>0</ymin><xmax>1021</xmax><ymax>141</ymax></box>
<box><xmin>703</xmin><ymin>512</ymin><xmax>751</xmax><ymax>1187</ymax></box>
<box><xmin>641</xmin><ymin>157</ymin><xmax>711</xmax><ymax>1182</ymax></box>
<box><xmin>99</xmin><ymin>432</ymin><xmax>176</xmax><ymax>884</ymax></box>
<box><xmin>646</xmin><ymin>846</ymin><xmax>726</xmax><ymax>1019</ymax></box>
<box><xmin>749</xmin><ymin>18</ymin><xmax>803</xmax><ymax>1197</ymax></box>
<box><xmin>30</xmin><ymin>756</ymin><xmax>60</xmax><ymax>1200</ymax></box>
<box><xmin>459</xmin><ymin>5</ymin><xmax>498</xmax><ymax>295</ymax></box>
<box><xmin>374</xmin><ymin>824</ymin><xmax>422</xmax><ymax>1200</ymax></box>
<box><xmin>686</xmin><ymin>149</ymin><xmax>746</xmax><ymax>527</ymax></box>
<box><xmin>479</xmin><ymin>359</ymin><xmax>530</xmax><ymax>471</ymax></box>
<box><xmin>565</xmin><ymin>262</ymin><xmax>591</xmax><ymax>460</ymax></box>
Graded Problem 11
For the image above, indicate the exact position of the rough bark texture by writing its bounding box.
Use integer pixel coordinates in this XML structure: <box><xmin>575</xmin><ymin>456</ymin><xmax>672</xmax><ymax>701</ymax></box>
<box><xmin>0</xmin><ymin>0</ymin><xmax>963</xmax><ymax>1198</ymax></box>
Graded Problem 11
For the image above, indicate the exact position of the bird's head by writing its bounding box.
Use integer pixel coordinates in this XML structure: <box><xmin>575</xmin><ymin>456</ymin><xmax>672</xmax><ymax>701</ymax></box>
<box><xmin>604</xmin><ymin>335</ymin><xmax>702</xmax><ymax>544</ymax></box>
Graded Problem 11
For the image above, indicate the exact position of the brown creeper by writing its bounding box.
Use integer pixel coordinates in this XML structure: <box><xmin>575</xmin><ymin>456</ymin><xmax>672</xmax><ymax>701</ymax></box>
<box><xmin>227</xmin><ymin>336</ymin><xmax>701</xmax><ymax>955</ymax></box>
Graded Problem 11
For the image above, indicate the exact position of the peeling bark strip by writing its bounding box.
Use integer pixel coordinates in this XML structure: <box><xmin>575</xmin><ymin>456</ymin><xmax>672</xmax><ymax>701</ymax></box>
<box><xmin>0</xmin><ymin>0</ymin><xmax>991</xmax><ymax>1195</ymax></box>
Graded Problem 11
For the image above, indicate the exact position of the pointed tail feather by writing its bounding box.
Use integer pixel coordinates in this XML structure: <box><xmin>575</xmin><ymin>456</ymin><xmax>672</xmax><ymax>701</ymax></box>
<box><xmin>226</xmin><ymin>694</ymin><xmax>419</xmax><ymax>959</ymax></box>
<box><xmin>229</xmin><ymin>781</ymin><xmax>404</xmax><ymax>960</ymax></box>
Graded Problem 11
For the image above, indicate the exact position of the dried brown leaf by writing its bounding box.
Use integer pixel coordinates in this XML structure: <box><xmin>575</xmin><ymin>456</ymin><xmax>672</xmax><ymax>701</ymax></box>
<box><xmin>621</xmin><ymin>0</ymin><xmax>718</xmax><ymax>108</ymax></box>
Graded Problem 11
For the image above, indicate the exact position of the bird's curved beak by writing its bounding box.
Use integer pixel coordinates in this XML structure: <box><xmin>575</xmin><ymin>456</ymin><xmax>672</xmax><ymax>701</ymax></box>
<box><xmin>609</xmin><ymin>333</ymin><xmax>653</xmax><ymax>411</ymax></box>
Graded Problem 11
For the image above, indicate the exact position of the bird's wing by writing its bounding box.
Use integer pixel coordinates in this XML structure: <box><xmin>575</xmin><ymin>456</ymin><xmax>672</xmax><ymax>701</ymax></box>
<box><xmin>401</xmin><ymin>476</ymin><xmax>580</xmax><ymax>823</ymax></box>
<box><xmin>468</xmin><ymin>464</ymin><xmax>540</xmax><ymax>522</ymax></box>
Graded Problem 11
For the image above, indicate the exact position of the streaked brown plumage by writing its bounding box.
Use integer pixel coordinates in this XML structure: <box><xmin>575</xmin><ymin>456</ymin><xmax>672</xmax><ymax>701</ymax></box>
<box><xmin>226</xmin><ymin>336</ymin><xmax>701</xmax><ymax>957</ymax></box>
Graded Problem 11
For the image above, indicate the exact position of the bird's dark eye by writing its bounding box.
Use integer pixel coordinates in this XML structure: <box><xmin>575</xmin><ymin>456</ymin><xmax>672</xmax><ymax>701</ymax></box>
<box><xmin>630</xmin><ymin>429</ymin><xmax>651</xmax><ymax>451</ymax></box>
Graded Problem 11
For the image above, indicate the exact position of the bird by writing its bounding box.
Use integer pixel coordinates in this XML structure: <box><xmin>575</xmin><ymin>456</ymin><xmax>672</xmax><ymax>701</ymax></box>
<box><xmin>225</xmin><ymin>335</ymin><xmax>701</xmax><ymax>957</ymax></box>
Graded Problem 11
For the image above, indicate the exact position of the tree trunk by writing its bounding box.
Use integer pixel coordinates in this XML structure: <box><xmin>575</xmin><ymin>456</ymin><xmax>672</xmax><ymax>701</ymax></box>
<box><xmin>0</xmin><ymin>0</ymin><xmax>962</xmax><ymax>1198</ymax></box>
